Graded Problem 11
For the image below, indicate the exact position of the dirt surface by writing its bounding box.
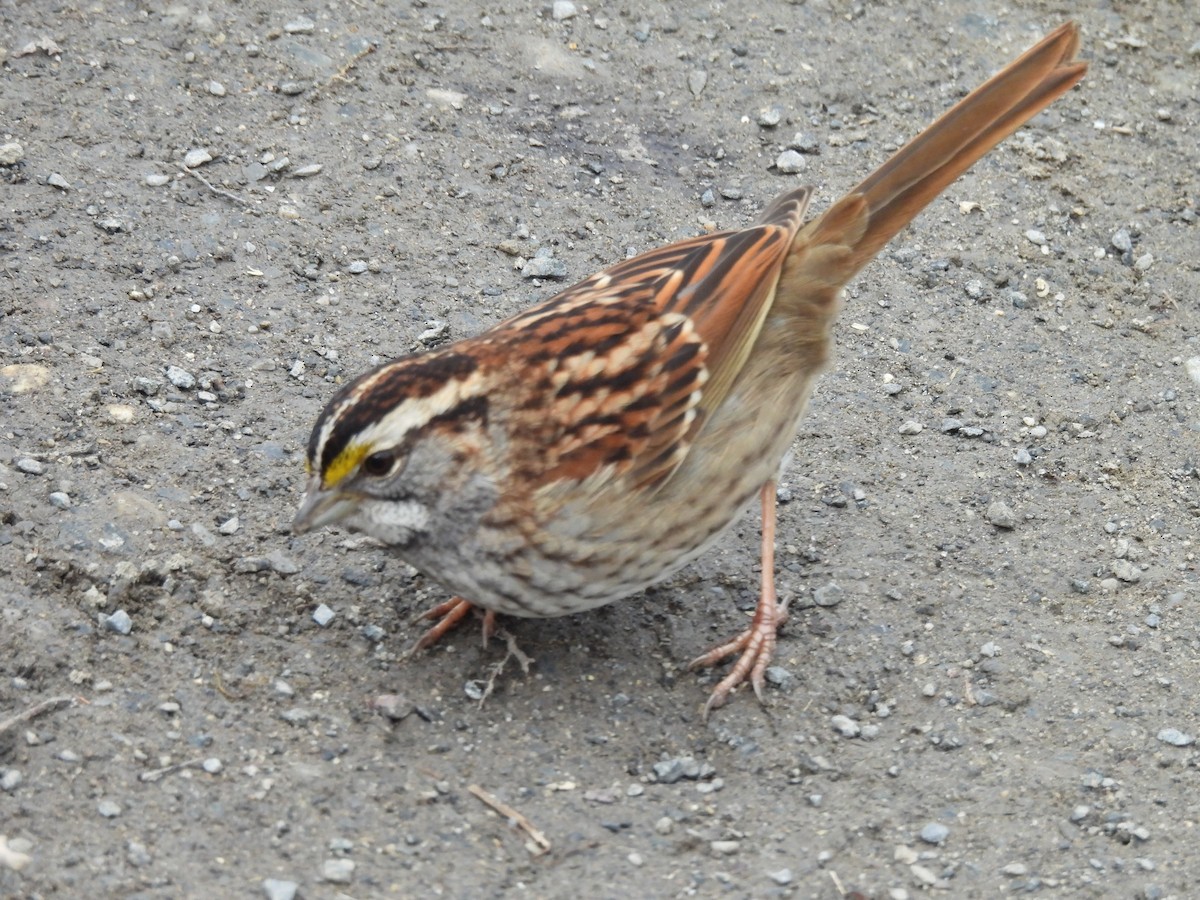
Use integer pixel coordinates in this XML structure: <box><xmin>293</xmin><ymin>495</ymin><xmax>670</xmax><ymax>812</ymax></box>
<box><xmin>1</xmin><ymin>2</ymin><xmax>1197</xmax><ymax>898</ymax></box>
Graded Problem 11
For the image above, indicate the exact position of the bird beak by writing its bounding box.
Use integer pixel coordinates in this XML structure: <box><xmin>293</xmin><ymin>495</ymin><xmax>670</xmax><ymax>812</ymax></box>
<box><xmin>293</xmin><ymin>476</ymin><xmax>357</xmax><ymax>534</ymax></box>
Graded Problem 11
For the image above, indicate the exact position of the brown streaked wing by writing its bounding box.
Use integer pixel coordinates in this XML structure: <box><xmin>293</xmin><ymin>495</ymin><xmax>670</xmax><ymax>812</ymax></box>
<box><xmin>487</xmin><ymin>190</ymin><xmax>810</xmax><ymax>494</ymax></box>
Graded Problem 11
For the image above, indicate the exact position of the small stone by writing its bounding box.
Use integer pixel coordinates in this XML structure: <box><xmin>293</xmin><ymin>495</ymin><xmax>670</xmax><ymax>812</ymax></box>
<box><xmin>0</xmin><ymin>142</ymin><xmax>24</xmax><ymax>166</ymax></box>
<box><xmin>97</xmin><ymin>799</ymin><xmax>122</xmax><ymax>818</ymax></box>
<box><xmin>262</xmin><ymin>879</ymin><xmax>299</xmax><ymax>900</ymax></box>
<box><xmin>788</xmin><ymin>132</ymin><xmax>820</xmax><ymax>153</ymax></box>
<box><xmin>700</xmin><ymin>188</ymin><xmax>716</xmax><ymax>208</ymax></box>
<box><xmin>920</xmin><ymin>822</ymin><xmax>950</xmax><ymax>844</ymax></box>
<box><xmin>47</xmin><ymin>172</ymin><xmax>71</xmax><ymax>190</ymax></box>
<box><xmin>285</xmin><ymin>16</ymin><xmax>316</xmax><ymax>34</ymax></box>
<box><xmin>207</xmin><ymin>81</ymin><xmax>226</xmax><ymax>97</ymax></box>
<box><xmin>1156</xmin><ymin>728</ymin><xmax>1195</xmax><ymax>747</ymax></box>
<box><xmin>0</xmin><ymin>769</ymin><xmax>23</xmax><ymax>792</ymax></box>
<box><xmin>1002</xmin><ymin>863</ymin><xmax>1029</xmax><ymax>876</ymax></box>
<box><xmin>768</xmin><ymin>868</ymin><xmax>794</xmax><ymax>885</ymax></box>
<box><xmin>218</xmin><ymin>516</ymin><xmax>240</xmax><ymax>535</ymax></box>
<box><xmin>183</xmin><ymin>148</ymin><xmax>213</xmax><ymax>168</ymax></box>
<box><xmin>102</xmin><ymin>609</ymin><xmax>133</xmax><ymax>635</ymax></box>
<box><xmin>313</xmin><ymin>604</ymin><xmax>335</xmax><ymax>627</ymax></box>
<box><xmin>126</xmin><ymin>841</ymin><xmax>152</xmax><ymax>867</ymax></box>
<box><xmin>831</xmin><ymin>714</ymin><xmax>860</xmax><ymax>737</ymax></box>
<box><xmin>292</xmin><ymin>164</ymin><xmax>323</xmax><ymax>178</ymax></box>
<box><xmin>1111</xmin><ymin>228</ymin><xmax>1132</xmax><ymax>253</ymax></box>
<box><xmin>145</xmin><ymin>173</ymin><xmax>171</xmax><ymax>187</ymax></box>
<box><xmin>764</xmin><ymin>666</ymin><xmax>794</xmax><ymax>688</ymax></box>
<box><xmin>267</xmin><ymin>550</ymin><xmax>300</xmax><ymax>575</ymax></box>
<box><xmin>1112</xmin><ymin>560</ymin><xmax>1141</xmax><ymax>583</ymax></box>
<box><xmin>321</xmin><ymin>858</ymin><xmax>355</xmax><ymax>884</ymax></box>
<box><xmin>774</xmin><ymin>149</ymin><xmax>806</xmax><ymax>174</ymax></box>
<box><xmin>202</xmin><ymin>757</ymin><xmax>223</xmax><ymax>774</ymax></box>
<box><xmin>687</xmin><ymin>70</ymin><xmax>708</xmax><ymax>96</ymax></box>
<box><xmin>166</xmin><ymin>365</ymin><xmax>195</xmax><ymax>389</ymax></box>
<box><xmin>1025</xmin><ymin>229</ymin><xmax>1046</xmax><ymax>246</ymax></box>
<box><xmin>986</xmin><ymin>500</ymin><xmax>1017</xmax><ymax>529</ymax></box>
<box><xmin>551</xmin><ymin>0</ymin><xmax>577</xmax><ymax>20</ymax></box>
<box><xmin>346</xmin><ymin>260</ymin><xmax>368</xmax><ymax>275</ymax></box>
<box><xmin>521</xmin><ymin>257</ymin><xmax>567</xmax><ymax>279</ymax></box>
<box><xmin>1133</xmin><ymin>252</ymin><xmax>1154</xmax><ymax>272</ymax></box>
<box><xmin>627</xmin><ymin>851</ymin><xmax>643</xmax><ymax>866</ymax></box>
<box><xmin>964</xmin><ymin>279</ymin><xmax>985</xmax><ymax>300</ymax></box>
<box><xmin>16</xmin><ymin>457</ymin><xmax>45</xmax><ymax>475</ymax></box>
<box><xmin>898</xmin><ymin>420</ymin><xmax>924</xmax><ymax>435</ymax></box>
<box><xmin>654</xmin><ymin>816</ymin><xmax>674</xmax><ymax>835</ymax></box>
<box><xmin>813</xmin><ymin>582</ymin><xmax>844</xmax><ymax>607</ymax></box>
<box><xmin>1070</xmin><ymin>805</ymin><xmax>1090</xmax><ymax>822</ymax></box>
<box><xmin>280</xmin><ymin>708</ymin><xmax>316</xmax><ymax>725</ymax></box>
<box><xmin>710</xmin><ymin>840</ymin><xmax>740</xmax><ymax>856</ymax></box>
<box><xmin>1014</xmin><ymin>448</ymin><xmax>1032</xmax><ymax>466</ymax></box>
<box><xmin>757</xmin><ymin>106</ymin><xmax>783</xmax><ymax>127</ymax></box>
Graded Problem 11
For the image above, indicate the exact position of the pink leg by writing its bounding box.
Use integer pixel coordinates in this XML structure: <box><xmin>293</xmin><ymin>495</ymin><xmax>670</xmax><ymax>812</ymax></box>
<box><xmin>688</xmin><ymin>481</ymin><xmax>789</xmax><ymax>719</ymax></box>
<box><xmin>412</xmin><ymin>597</ymin><xmax>497</xmax><ymax>652</ymax></box>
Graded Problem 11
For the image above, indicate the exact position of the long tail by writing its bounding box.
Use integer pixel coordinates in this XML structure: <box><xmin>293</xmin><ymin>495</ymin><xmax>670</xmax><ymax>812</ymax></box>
<box><xmin>803</xmin><ymin>22</ymin><xmax>1087</xmax><ymax>274</ymax></box>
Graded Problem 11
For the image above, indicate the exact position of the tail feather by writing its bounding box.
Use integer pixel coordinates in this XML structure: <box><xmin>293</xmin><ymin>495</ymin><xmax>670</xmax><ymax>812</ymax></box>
<box><xmin>809</xmin><ymin>23</ymin><xmax>1086</xmax><ymax>271</ymax></box>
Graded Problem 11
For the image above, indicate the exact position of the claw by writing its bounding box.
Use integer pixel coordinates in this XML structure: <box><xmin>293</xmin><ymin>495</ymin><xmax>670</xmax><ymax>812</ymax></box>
<box><xmin>410</xmin><ymin>597</ymin><xmax>496</xmax><ymax>653</ymax></box>
<box><xmin>689</xmin><ymin>481</ymin><xmax>787</xmax><ymax>720</ymax></box>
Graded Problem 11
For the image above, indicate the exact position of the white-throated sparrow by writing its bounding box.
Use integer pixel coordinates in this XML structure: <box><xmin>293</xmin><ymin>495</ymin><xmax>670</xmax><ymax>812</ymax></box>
<box><xmin>294</xmin><ymin>24</ymin><xmax>1086</xmax><ymax>717</ymax></box>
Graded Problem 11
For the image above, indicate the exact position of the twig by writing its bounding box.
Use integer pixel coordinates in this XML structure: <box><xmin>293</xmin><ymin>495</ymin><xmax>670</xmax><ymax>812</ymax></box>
<box><xmin>478</xmin><ymin>625</ymin><xmax>534</xmax><ymax>705</ymax></box>
<box><xmin>468</xmin><ymin>783</ymin><xmax>551</xmax><ymax>855</ymax></box>
<box><xmin>309</xmin><ymin>42</ymin><xmax>377</xmax><ymax>102</ymax></box>
<box><xmin>0</xmin><ymin>695</ymin><xmax>78</xmax><ymax>737</ymax></box>
<box><xmin>178</xmin><ymin>164</ymin><xmax>251</xmax><ymax>206</ymax></box>
<box><xmin>138</xmin><ymin>757</ymin><xmax>210</xmax><ymax>783</ymax></box>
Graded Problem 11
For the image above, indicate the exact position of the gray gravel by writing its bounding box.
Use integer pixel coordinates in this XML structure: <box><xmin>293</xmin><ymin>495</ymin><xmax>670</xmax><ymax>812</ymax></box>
<box><xmin>1</xmin><ymin>3</ymin><xmax>1197</xmax><ymax>899</ymax></box>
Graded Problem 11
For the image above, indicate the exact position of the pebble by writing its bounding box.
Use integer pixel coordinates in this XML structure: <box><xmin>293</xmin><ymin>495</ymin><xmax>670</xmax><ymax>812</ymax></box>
<box><xmin>0</xmin><ymin>769</ymin><xmax>22</xmax><ymax>792</ymax></box>
<box><xmin>218</xmin><ymin>516</ymin><xmax>240</xmax><ymax>535</ymax></box>
<box><xmin>97</xmin><ymin>800</ymin><xmax>122</xmax><ymax>818</ymax></box>
<box><xmin>788</xmin><ymin>132</ymin><xmax>819</xmax><ymax>153</ymax></box>
<box><xmin>285</xmin><ymin>16</ymin><xmax>316</xmax><ymax>34</ymax></box>
<box><xmin>764</xmin><ymin>666</ymin><xmax>794</xmax><ymax>688</ymax></box>
<box><xmin>1070</xmin><ymin>805</ymin><xmax>1090</xmax><ymax>822</ymax></box>
<box><xmin>16</xmin><ymin>458</ymin><xmax>45</xmax><ymax>475</ymax></box>
<box><xmin>1002</xmin><ymin>863</ymin><xmax>1029</xmax><ymax>876</ymax></box>
<box><xmin>145</xmin><ymin>173</ymin><xmax>170</xmax><ymax>187</ymax></box>
<box><xmin>1134</xmin><ymin>252</ymin><xmax>1153</xmax><ymax>272</ymax></box>
<box><xmin>986</xmin><ymin>500</ymin><xmax>1017</xmax><ymax>529</ymax></box>
<box><xmin>813</xmin><ymin>582</ymin><xmax>843</xmax><ymax>607</ymax></box>
<box><xmin>898</xmin><ymin>420</ymin><xmax>924</xmax><ymax>435</ymax></box>
<box><xmin>1013</xmin><ymin>448</ymin><xmax>1032</xmax><ymax>466</ymax></box>
<box><xmin>292</xmin><ymin>163</ymin><xmax>322</xmax><ymax>178</ymax></box>
<box><xmin>710</xmin><ymin>840</ymin><xmax>740</xmax><ymax>856</ymax></box>
<box><xmin>202</xmin><ymin>757</ymin><xmax>223</xmax><ymax>774</ymax></box>
<box><xmin>267</xmin><ymin>550</ymin><xmax>300</xmax><ymax>575</ymax></box>
<box><xmin>700</xmin><ymin>188</ymin><xmax>716</xmax><ymax>208</ymax></box>
<box><xmin>964</xmin><ymin>279</ymin><xmax>985</xmax><ymax>300</ymax></box>
<box><xmin>687</xmin><ymin>70</ymin><xmax>708</xmax><ymax>96</ymax></box>
<box><xmin>757</xmin><ymin>105</ymin><xmax>783</xmax><ymax>127</ymax></box>
<box><xmin>768</xmin><ymin>868</ymin><xmax>793</xmax><ymax>885</ymax></box>
<box><xmin>775</xmin><ymin>149</ymin><xmax>806</xmax><ymax>174</ymax></box>
<box><xmin>0</xmin><ymin>141</ymin><xmax>24</xmax><ymax>165</ymax></box>
<box><xmin>47</xmin><ymin>172</ymin><xmax>71</xmax><ymax>190</ymax></box>
<box><xmin>1156</xmin><ymin>728</ymin><xmax>1195</xmax><ymax>747</ymax></box>
<box><xmin>1025</xmin><ymin>229</ymin><xmax>1047</xmax><ymax>246</ymax></box>
<box><xmin>521</xmin><ymin>257</ymin><xmax>567</xmax><ymax>279</ymax></box>
<box><xmin>207</xmin><ymin>81</ymin><xmax>226</xmax><ymax>97</ymax></box>
<box><xmin>346</xmin><ymin>260</ymin><xmax>368</xmax><ymax>274</ymax></box>
<box><xmin>831</xmin><ymin>714</ymin><xmax>860</xmax><ymax>737</ymax></box>
<box><xmin>1112</xmin><ymin>560</ymin><xmax>1140</xmax><ymax>583</ymax></box>
<box><xmin>101</xmin><ymin>609</ymin><xmax>133</xmax><ymax>635</ymax></box>
<box><xmin>920</xmin><ymin>822</ymin><xmax>949</xmax><ymax>844</ymax></box>
<box><xmin>1111</xmin><ymin>228</ymin><xmax>1132</xmax><ymax>253</ymax></box>
<box><xmin>551</xmin><ymin>0</ymin><xmax>577</xmax><ymax>20</ymax></box>
<box><xmin>183</xmin><ymin>148</ymin><xmax>212</xmax><ymax>168</ymax></box>
<box><xmin>313</xmin><ymin>604</ymin><xmax>335</xmax><ymax>627</ymax></box>
<box><xmin>166</xmin><ymin>365</ymin><xmax>195</xmax><ymax>389</ymax></box>
<box><xmin>654</xmin><ymin>816</ymin><xmax>674</xmax><ymax>835</ymax></box>
<box><xmin>262</xmin><ymin>879</ymin><xmax>299</xmax><ymax>900</ymax></box>
<box><xmin>321</xmin><ymin>858</ymin><xmax>355</xmax><ymax>884</ymax></box>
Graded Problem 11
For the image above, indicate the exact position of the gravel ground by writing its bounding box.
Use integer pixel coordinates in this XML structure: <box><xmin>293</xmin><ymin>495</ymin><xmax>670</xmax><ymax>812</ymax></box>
<box><xmin>2</xmin><ymin>2</ymin><xmax>1198</xmax><ymax>898</ymax></box>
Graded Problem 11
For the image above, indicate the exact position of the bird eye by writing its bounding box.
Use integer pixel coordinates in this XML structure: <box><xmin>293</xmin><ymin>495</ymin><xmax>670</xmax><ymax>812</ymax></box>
<box><xmin>361</xmin><ymin>450</ymin><xmax>397</xmax><ymax>478</ymax></box>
